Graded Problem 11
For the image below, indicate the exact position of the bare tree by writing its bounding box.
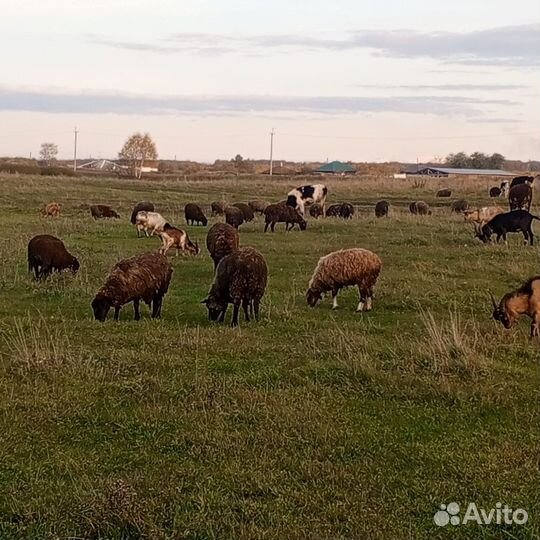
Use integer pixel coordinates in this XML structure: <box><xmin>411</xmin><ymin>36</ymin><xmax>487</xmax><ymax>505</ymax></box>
<box><xmin>39</xmin><ymin>142</ymin><xmax>58</xmax><ymax>165</ymax></box>
<box><xmin>118</xmin><ymin>133</ymin><xmax>158</xmax><ymax>179</ymax></box>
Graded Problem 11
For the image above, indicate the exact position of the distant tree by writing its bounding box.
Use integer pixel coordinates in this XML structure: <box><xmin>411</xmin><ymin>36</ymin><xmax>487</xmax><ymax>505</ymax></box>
<box><xmin>488</xmin><ymin>153</ymin><xmax>505</xmax><ymax>169</ymax></box>
<box><xmin>118</xmin><ymin>133</ymin><xmax>158</xmax><ymax>179</ymax></box>
<box><xmin>470</xmin><ymin>152</ymin><xmax>490</xmax><ymax>169</ymax></box>
<box><xmin>39</xmin><ymin>142</ymin><xmax>58</xmax><ymax>165</ymax></box>
<box><xmin>445</xmin><ymin>152</ymin><xmax>470</xmax><ymax>168</ymax></box>
<box><xmin>445</xmin><ymin>151</ymin><xmax>506</xmax><ymax>170</ymax></box>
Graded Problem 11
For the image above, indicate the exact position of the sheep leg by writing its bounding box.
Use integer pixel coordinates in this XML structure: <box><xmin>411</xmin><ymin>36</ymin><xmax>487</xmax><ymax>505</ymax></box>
<box><xmin>253</xmin><ymin>299</ymin><xmax>260</xmax><ymax>321</ymax></box>
<box><xmin>264</xmin><ymin>221</ymin><xmax>270</xmax><ymax>232</ymax></box>
<box><xmin>531</xmin><ymin>315</ymin><xmax>540</xmax><ymax>338</ymax></box>
<box><xmin>331</xmin><ymin>289</ymin><xmax>339</xmax><ymax>310</ymax></box>
<box><xmin>271</xmin><ymin>222</ymin><xmax>275</xmax><ymax>232</ymax></box>
<box><xmin>113</xmin><ymin>306</ymin><xmax>121</xmax><ymax>321</ymax></box>
<box><xmin>356</xmin><ymin>286</ymin><xmax>366</xmax><ymax>312</ymax></box>
<box><xmin>218</xmin><ymin>307</ymin><xmax>227</xmax><ymax>322</ymax></box>
<box><xmin>529</xmin><ymin>230</ymin><xmax>534</xmax><ymax>246</ymax></box>
<box><xmin>242</xmin><ymin>299</ymin><xmax>250</xmax><ymax>322</ymax></box>
<box><xmin>231</xmin><ymin>303</ymin><xmax>240</xmax><ymax>327</ymax></box>
<box><xmin>133</xmin><ymin>299</ymin><xmax>141</xmax><ymax>321</ymax></box>
<box><xmin>152</xmin><ymin>295</ymin><xmax>163</xmax><ymax>318</ymax></box>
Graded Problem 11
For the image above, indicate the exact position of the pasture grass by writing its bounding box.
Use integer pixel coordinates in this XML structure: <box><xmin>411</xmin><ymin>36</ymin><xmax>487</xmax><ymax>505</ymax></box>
<box><xmin>0</xmin><ymin>173</ymin><xmax>538</xmax><ymax>539</ymax></box>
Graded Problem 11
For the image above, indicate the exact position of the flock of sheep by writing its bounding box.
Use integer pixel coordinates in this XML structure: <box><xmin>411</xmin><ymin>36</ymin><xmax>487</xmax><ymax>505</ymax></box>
<box><xmin>31</xmin><ymin>176</ymin><xmax>540</xmax><ymax>335</ymax></box>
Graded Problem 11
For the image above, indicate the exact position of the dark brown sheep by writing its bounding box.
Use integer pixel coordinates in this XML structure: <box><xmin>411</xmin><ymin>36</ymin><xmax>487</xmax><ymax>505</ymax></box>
<box><xmin>309</xmin><ymin>203</ymin><xmax>324</xmax><ymax>218</ymax></box>
<box><xmin>130</xmin><ymin>201</ymin><xmax>154</xmax><ymax>224</ymax></box>
<box><xmin>211</xmin><ymin>201</ymin><xmax>228</xmax><ymax>216</ymax></box>
<box><xmin>90</xmin><ymin>204</ymin><xmax>120</xmax><ymax>219</ymax></box>
<box><xmin>509</xmin><ymin>183</ymin><xmax>533</xmax><ymax>211</ymax></box>
<box><xmin>489</xmin><ymin>187</ymin><xmax>502</xmax><ymax>197</ymax></box>
<box><xmin>28</xmin><ymin>235</ymin><xmax>79</xmax><ymax>280</ymax></box>
<box><xmin>232</xmin><ymin>202</ymin><xmax>255</xmax><ymax>222</ymax></box>
<box><xmin>409</xmin><ymin>201</ymin><xmax>432</xmax><ymax>216</ymax></box>
<box><xmin>225</xmin><ymin>206</ymin><xmax>244</xmax><ymax>229</ymax></box>
<box><xmin>451</xmin><ymin>199</ymin><xmax>469</xmax><ymax>213</ymax></box>
<box><xmin>184</xmin><ymin>203</ymin><xmax>208</xmax><ymax>226</ymax></box>
<box><xmin>202</xmin><ymin>247</ymin><xmax>268</xmax><ymax>326</ymax></box>
<box><xmin>248</xmin><ymin>200</ymin><xmax>269</xmax><ymax>215</ymax></box>
<box><xmin>92</xmin><ymin>252</ymin><xmax>172</xmax><ymax>322</ymax></box>
<box><xmin>436</xmin><ymin>188</ymin><xmax>452</xmax><ymax>197</ymax></box>
<box><xmin>206</xmin><ymin>223</ymin><xmax>240</xmax><ymax>269</ymax></box>
<box><xmin>375</xmin><ymin>200</ymin><xmax>389</xmax><ymax>218</ymax></box>
<box><xmin>264</xmin><ymin>202</ymin><xmax>307</xmax><ymax>232</ymax></box>
<box><xmin>326</xmin><ymin>203</ymin><xmax>354</xmax><ymax>219</ymax></box>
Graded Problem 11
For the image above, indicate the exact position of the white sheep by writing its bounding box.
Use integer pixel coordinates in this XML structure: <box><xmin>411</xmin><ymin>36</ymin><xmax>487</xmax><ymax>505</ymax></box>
<box><xmin>134</xmin><ymin>211</ymin><xmax>168</xmax><ymax>237</ymax></box>
<box><xmin>306</xmin><ymin>248</ymin><xmax>382</xmax><ymax>312</ymax></box>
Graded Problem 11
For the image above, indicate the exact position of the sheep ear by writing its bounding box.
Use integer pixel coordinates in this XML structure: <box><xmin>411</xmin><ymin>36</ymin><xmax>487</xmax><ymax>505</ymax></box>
<box><xmin>201</xmin><ymin>298</ymin><xmax>208</xmax><ymax>304</ymax></box>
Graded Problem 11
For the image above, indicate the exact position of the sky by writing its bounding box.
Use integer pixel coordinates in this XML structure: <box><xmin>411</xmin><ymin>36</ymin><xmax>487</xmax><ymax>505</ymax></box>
<box><xmin>1</xmin><ymin>0</ymin><xmax>539</xmax><ymax>162</ymax></box>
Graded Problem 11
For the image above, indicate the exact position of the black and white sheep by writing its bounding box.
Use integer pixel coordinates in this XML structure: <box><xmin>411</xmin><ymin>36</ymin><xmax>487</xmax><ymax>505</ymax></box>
<box><xmin>184</xmin><ymin>203</ymin><xmax>208</xmax><ymax>226</ymax></box>
<box><xmin>202</xmin><ymin>247</ymin><xmax>268</xmax><ymax>326</ymax></box>
<box><xmin>28</xmin><ymin>234</ymin><xmax>80</xmax><ymax>280</ymax></box>
<box><xmin>92</xmin><ymin>252</ymin><xmax>173</xmax><ymax>321</ymax></box>
<box><xmin>264</xmin><ymin>202</ymin><xmax>307</xmax><ymax>232</ymax></box>
<box><xmin>306</xmin><ymin>248</ymin><xmax>382</xmax><ymax>312</ymax></box>
<box><xmin>206</xmin><ymin>223</ymin><xmax>240</xmax><ymax>268</ymax></box>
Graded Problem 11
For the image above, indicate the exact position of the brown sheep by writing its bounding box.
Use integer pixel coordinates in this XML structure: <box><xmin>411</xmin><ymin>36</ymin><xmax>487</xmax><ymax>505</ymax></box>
<box><xmin>232</xmin><ymin>202</ymin><xmax>255</xmax><ymax>222</ymax></box>
<box><xmin>309</xmin><ymin>203</ymin><xmax>324</xmax><ymax>218</ymax></box>
<box><xmin>158</xmin><ymin>224</ymin><xmax>200</xmax><ymax>256</ymax></box>
<box><xmin>130</xmin><ymin>201</ymin><xmax>154</xmax><ymax>224</ymax></box>
<box><xmin>509</xmin><ymin>183</ymin><xmax>533</xmax><ymax>211</ymax></box>
<box><xmin>306</xmin><ymin>248</ymin><xmax>381</xmax><ymax>312</ymax></box>
<box><xmin>211</xmin><ymin>201</ymin><xmax>228</xmax><ymax>216</ymax></box>
<box><xmin>202</xmin><ymin>247</ymin><xmax>268</xmax><ymax>326</ymax></box>
<box><xmin>248</xmin><ymin>200</ymin><xmax>269</xmax><ymax>215</ymax></box>
<box><xmin>184</xmin><ymin>203</ymin><xmax>208</xmax><ymax>226</ymax></box>
<box><xmin>264</xmin><ymin>202</ymin><xmax>307</xmax><ymax>232</ymax></box>
<box><xmin>42</xmin><ymin>202</ymin><xmax>61</xmax><ymax>217</ymax></box>
<box><xmin>326</xmin><ymin>203</ymin><xmax>354</xmax><ymax>219</ymax></box>
<box><xmin>436</xmin><ymin>188</ymin><xmax>452</xmax><ymax>197</ymax></box>
<box><xmin>206</xmin><ymin>223</ymin><xmax>240</xmax><ymax>269</ymax></box>
<box><xmin>90</xmin><ymin>204</ymin><xmax>120</xmax><ymax>219</ymax></box>
<box><xmin>375</xmin><ymin>200</ymin><xmax>389</xmax><ymax>218</ymax></box>
<box><xmin>451</xmin><ymin>199</ymin><xmax>469</xmax><ymax>213</ymax></box>
<box><xmin>409</xmin><ymin>201</ymin><xmax>432</xmax><ymax>215</ymax></box>
<box><xmin>92</xmin><ymin>252</ymin><xmax>172</xmax><ymax>321</ymax></box>
<box><xmin>28</xmin><ymin>234</ymin><xmax>79</xmax><ymax>280</ymax></box>
<box><xmin>225</xmin><ymin>206</ymin><xmax>244</xmax><ymax>229</ymax></box>
<box><xmin>489</xmin><ymin>186</ymin><xmax>502</xmax><ymax>197</ymax></box>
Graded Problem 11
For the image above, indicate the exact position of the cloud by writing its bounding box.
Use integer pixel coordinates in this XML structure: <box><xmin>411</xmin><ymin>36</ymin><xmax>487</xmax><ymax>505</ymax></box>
<box><xmin>89</xmin><ymin>24</ymin><xmax>540</xmax><ymax>66</ymax></box>
<box><xmin>353</xmin><ymin>84</ymin><xmax>526</xmax><ymax>91</ymax></box>
<box><xmin>0</xmin><ymin>86</ymin><xmax>516</xmax><ymax>117</ymax></box>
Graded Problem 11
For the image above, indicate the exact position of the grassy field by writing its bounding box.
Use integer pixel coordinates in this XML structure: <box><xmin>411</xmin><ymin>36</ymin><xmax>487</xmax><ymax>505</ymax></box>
<box><xmin>0</xmin><ymin>173</ymin><xmax>538</xmax><ymax>540</ymax></box>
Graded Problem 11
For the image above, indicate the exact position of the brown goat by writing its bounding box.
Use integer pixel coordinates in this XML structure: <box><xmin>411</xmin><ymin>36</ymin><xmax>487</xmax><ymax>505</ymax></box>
<box><xmin>492</xmin><ymin>276</ymin><xmax>540</xmax><ymax>338</ymax></box>
<box><xmin>158</xmin><ymin>224</ymin><xmax>200</xmax><ymax>256</ymax></box>
<box><xmin>28</xmin><ymin>235</ymin><xmax>79</xmax><ymax>280</ymax></box>
<box><xmin>42</xmin><ymin>202</ymin><xmax>61</xmax><ymax>217</ymax></box>
<box><xmin>206</xmin><ymin>223</ymin><xmax>240</xmax><ymax>268</ymax></box>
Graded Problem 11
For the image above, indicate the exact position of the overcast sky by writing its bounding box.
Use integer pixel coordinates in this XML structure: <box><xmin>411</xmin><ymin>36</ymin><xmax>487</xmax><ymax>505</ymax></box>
<box><xmin>1</xmin><ymin>0</ymin><xmax>539</xmax><ymax>162</ymax></box>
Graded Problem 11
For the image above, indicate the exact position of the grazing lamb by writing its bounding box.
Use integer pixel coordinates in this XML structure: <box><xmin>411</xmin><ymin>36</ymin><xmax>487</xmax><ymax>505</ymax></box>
<box><xmin>158</xmin><ymin>224</ymin><xmax>200</xmax><ymax>256</ymax></box>
<box><xmin>375</xmin><ymin>200</ymin><xmax>389</xmax><ymax>218</ymax></box>
<box><xmin>225</xmin><ymin>206</ymin><xmax>244</xmax><ymax>229</ymax></box>
<box><xmin>491</xmin><ymin>276</ymin><xmax>540</xmax><ymax>338</ymax></box>
<box><xmin>90</xmin><ymin>204</ymin><xmax>120</xmax><ymax>219</ymax></box>
<box><xmin>202</xmin><ymin>247</ymin><xmax>268</xmax><ymax>326</ymax></box>
<box><xmin>28</xmin><ymin>234</ymin><xmax>79</xmax><ymax>280</ymax></box>
<box><xmin>306</xmin><ymin>248</ymin><xmax>382</xmax><ymax>312</ymax></box>
<box><xmin>184</xmin><ymin>203</ymin><xmax>208</xmax><ymax>226</ymax></box>
<box><xmin>409</xmin><ymin>201</ymin><xmax>432</xmax><ymax>215</ymax></box>
<box><xmin>489</xmin><ymin>186</ymin><xmax>502</xmax><ymax>198</ymax></box>
<box><xmin>264</xmin><ymin>202</ymin><xmax>307</xmax><ymax>232</ymax></box>
<box><xmin>436</xmin><ymin>188</ymin><xmax>452</xmax><ymax>197</ymax></box>
<box><xmin>509</xmin><ymin>183</ymin><xmax>533</xmax><ymax>211</ymax></box>
<box><xmin>286</xmin><ymin>183</ymin><xmax>328</xmax><ymax>216</ymax></box>
<box><xmin>232</xmin><ymin>202</ymin><xmax>255</xmax><ymax>222</ymax></box>
<box><xmin>211</xmin><ymin>201</ymin><xmax>228</xmax><ymax>216</ymax></box>
<box><xmin>42</xmin><ymin>202</ymin><xmax>61</xmax><ymax>217</ymax></box>
<box><xmin>206</xmin><ymin>223</ymin><xmax>240</xmax><ymax>268</ymax></box>
<box><xmin>130</xmin><ymin>201</ymin><xmax>154</xmax><ymax>224</ymax></box>
<box><xmin>326</xmin><ymin>203</ymin><xmax>354</xmax><ymax>219</ymax></box>
<box><xmin>463</xmin><ymin>206</ymin><xmax>504</xmax><ymax>232</ymax></box>
<box><xmin>135</xmin><ymin>211</ymin><xmax>168</xmax><ymax>237</ymax></box>
<box><xmin>309</xmin><ymin>203</ymin><xmax>324</xmax><ymax>218</ymax></box>
<box><xmin>451</xmin><ymin>199</ymin><xmax>469</xmax><ymax>213</ymax></box>
<box><xmin>92</xmin><ymin>252</ymin><xmax>172</xmax><ymax>321</ymax></box>
<box><xmin>248</xmin><ymin>200</ymin><xmax>269</xmax><ymax>215</ymax></box>
<box><xmin>476</xmin><ymin>209</ymin><xmax>539</xmax><ymax>245</ymax></box>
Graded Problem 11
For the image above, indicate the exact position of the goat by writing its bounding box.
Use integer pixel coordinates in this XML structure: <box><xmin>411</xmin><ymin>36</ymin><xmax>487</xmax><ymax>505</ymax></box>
<box><xmin>477</xmin><ymin>209</ymin><xmax>539</xmax><ymax>245</ymax></box>
<box><xmin>158</xmin><ymin>224</ymin><xmax>200</xmax><ymax>256</ymax></box>
<box><xmin>135</xmin><ymin>211</ymin><xmax>168</xmax><ymax>237</ymax></box>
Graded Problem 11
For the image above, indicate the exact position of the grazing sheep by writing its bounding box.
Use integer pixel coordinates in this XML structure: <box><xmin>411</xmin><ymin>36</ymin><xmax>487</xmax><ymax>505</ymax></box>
<box><xmin>225</xmin><ymin>206</ymin><xmax>244</xmax><ymax>229</ymax></box>
<box><xmin>232</xmin><ymin>202</ymin><xmax>255</xmax><ymax>222</ymax></box>
<box><xmin>306</xmin><ymin>248</ymin><xmax>382</xmax><ymax>312</ymax></box>
<box><xmin>134</xmin><ymin>211</ymin><xmax>168</xmax><ymax>237</ymax></box>
<box><xmin>510</xmin><ymin>175</ymin><xmax>534</xmax><ymax>188</ymax></box>
<box><xmin>90</xmin><ymin>204</ymin><xmax>120</xmax><ymax>219</ymax></box>
<box><xmin>375</xmin><ymin>200</ymin><xmax>389</xmax><ymax>218</ymax></box>
<box><xmin>158</xmin><ymin>224</ymin><xmax>200</xmax><ymax>256</ymax></box>
<box><xmin>451</xmin><ymin>199</ymin><xmax>469</xmax><ymax>213</ymax></box>
<box><xmin>491</xmin><ymin>276</ymin><xmax>540</xmax><ymax>338</ymax></box>
<box><xmin>184</xmin><ymin>203</ymin><xmax>208</xmax><ymax>226</ymax></box>
<box><xmin>409</xmin><ymin>201</ymin><xmax>432</xmax><ymax>215</ymax></box>
<box><xmin>509</xmin><ymin>183</ymin><xmax>533</xmax><ymax>211</ymax></box>
<box><xmin>92</xmin><ymin>252</ymin><xmax>172</xmax><ymax>321</ymax></box>
<box><xmin>130</xmin><ymin>201</ymin><xmax>154</xmax><ymax>224</ymax></box>
<box><xmin>264</xmin><ymin>202</ymin><xmax>307</xmax><ymax>232</ymax></box>
<box><xmin>489</xmin><ymin>186</ymin><xmax>502</xmax><ymax>198</ymax></box>
<box><xmin>326</xmin><ymin>203</ymin><xmax>354</xmax><ymax>219</ymax></box>
<box><xmin>248</xmin><ymin>200</ymin><xmax>269</xmax><ymax>215</ymax></box>
<box><xmin>28</xmin><ymin>234</ymin><xmax>79</xmax><ymax>280</ymax></box>
<box><xmin>206</xmin><ymin>223</ymin><xmax>240</xmax><ymax>269</ymax></box>
<box><xmin>42</xmin><ymin>202</ymin><xmax>61</xmax><ymax>217</ymax></box>
<box><xmin>202</xmin><ymin>247</ymin><xmax>268</xmax><ymax>326</ymax></box>
<box><xmin>211</xmin><ymin>201</ymin><xmax>228</xmax><ymax>216</ymax></box>
<box><xmin>309</xmin><ymin>203</ymin><xmax>324</xmax><ymax>218</ymax></box>
<box><xmin>436</xmin><ymin>188</ymin><xmax>452</xmax><ymax>197</ymax></box>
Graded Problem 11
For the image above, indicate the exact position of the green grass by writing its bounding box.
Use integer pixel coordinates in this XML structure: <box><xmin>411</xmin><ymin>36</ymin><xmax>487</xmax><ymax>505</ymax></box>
<box><xmin>0</xmin><ymin>173</ymin><xmax>538</xmax><ymax>540</ymax></box>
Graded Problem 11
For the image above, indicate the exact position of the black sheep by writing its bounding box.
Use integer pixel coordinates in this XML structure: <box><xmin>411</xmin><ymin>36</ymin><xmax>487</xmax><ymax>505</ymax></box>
<box><xmin>28</xmin><ymin>235</ymin><xmax>79</xmax><ymax>280</ymax></box>
<box><xmin>130</xmin><ymin>201</ymin><xmax>154</xmax><ymax>224</ymax></box>
<box><xmin>184</xmin><ymin>203</ymin><xmax>208</xmax><ymax>226</ymax></box>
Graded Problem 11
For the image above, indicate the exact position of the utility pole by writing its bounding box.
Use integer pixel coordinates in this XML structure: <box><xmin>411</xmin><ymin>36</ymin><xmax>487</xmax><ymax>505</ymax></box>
<box><xmin>73</xmin><ymin>127</ymin><xmax>79</xmax><ymax>172</ymax></box>
<box><xmin>269</xmin><ymin>128</ymin><xmax>275</xmax><ymax>176</ymax></box>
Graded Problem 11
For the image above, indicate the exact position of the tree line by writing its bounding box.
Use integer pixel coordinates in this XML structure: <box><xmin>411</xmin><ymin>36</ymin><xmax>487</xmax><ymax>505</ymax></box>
<box><xmin>444</xmin><ymin>152</ymin><xmax>505</xmax><ymax>170</ymax></box>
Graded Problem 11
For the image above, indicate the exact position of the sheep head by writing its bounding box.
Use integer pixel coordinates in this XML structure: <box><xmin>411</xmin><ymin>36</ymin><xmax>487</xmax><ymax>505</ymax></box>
<box><xmin>201</xmin><ymin>295</ymin><xmax>226</xmax><ymax>321</ymax></box>
<box><xmin>306</xmin><ymin>287</ymin><xmax>322</xmax><ymax>307</ymax></box>
<box><xmin>92</xmin><ymin>294</ymin><xmax>113</xmax><ymax>322</ymax></box>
